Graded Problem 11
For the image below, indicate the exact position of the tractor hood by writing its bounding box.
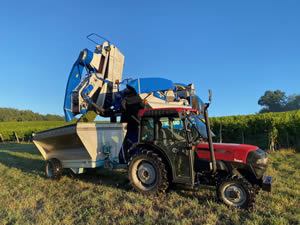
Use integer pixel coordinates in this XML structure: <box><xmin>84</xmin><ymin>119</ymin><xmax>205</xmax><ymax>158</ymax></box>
<box><xmin>196</xmin><ymin>143</ymin><xmax>259</xmax><ymax>163</ymax></box>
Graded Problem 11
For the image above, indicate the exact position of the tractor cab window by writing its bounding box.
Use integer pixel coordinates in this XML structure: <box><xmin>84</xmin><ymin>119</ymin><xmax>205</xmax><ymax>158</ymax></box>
<box><xmin>186</xmin><ymin>118</ymin><xmax>201</xmax><ymax>142</ymax></box>
<box><xmin>187</xmin><ymin>114</ymin><xmax>209</xmax><ymax>140</ymax></box>
<box><xmin>141</xmin><ymin>118</ymin><xmax>154</xmax><ymax>141</ymax></box>
<box><xmin>157</xmin><ymin>117</ymin><xmax>185</xmax><ymax>143</ymax></box>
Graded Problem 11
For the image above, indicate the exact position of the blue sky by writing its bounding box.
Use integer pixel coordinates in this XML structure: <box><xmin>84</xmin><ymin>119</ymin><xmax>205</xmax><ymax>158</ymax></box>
<box><xmin>0</xmin><ymin>0</ymin><xmax>299</xmax><ymax>117</ymax></box>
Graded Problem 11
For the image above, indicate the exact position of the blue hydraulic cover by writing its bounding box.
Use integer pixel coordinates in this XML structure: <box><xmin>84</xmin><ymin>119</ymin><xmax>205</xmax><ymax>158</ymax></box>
<box><xmin>127</xmin><ymin>78</ymin><xmax>174</xmax><ymax>94</ymax></box>
<box><xmin>63</xmin><ymin>49</ymin><xmax>94</xmax><ymax>122</ymax></box>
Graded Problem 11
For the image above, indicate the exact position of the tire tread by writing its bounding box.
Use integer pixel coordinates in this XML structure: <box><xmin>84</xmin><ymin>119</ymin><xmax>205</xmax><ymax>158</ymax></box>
<box><xmin>216</xmin><ymin>174</ymin><xmax>257</xmax><ymax>209</ymax></box>
<box><xmin>128</xmin><ymin>149</ymin><xmax>169</xmax><ymax>194</ymax></box>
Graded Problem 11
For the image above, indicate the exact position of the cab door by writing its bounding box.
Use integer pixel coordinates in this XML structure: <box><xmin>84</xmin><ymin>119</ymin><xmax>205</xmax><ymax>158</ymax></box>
<box><xmin>156</xmin><ymin>117</ymin><xmax>194</xmax><ymax>185</ymax></box>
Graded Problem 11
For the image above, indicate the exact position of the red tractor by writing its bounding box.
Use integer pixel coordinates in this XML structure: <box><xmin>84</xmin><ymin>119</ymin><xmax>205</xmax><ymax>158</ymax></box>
<box><xmin>126</xmin><ymin>106</ymin><xmax>271</xmax><ymax>209</ymax></box>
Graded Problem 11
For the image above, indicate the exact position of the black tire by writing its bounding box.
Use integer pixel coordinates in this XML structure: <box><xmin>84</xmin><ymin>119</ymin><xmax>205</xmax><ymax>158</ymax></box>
<box><xmin>128</xmin><ymin>149</ymin><xmax>169</xmax><ymax>194</ymax></box>
<box><xmin>45</xmin><ymin>158</ymin><xmax>62</xmax><ymax>180</ymax></box>
<box><xmin>217</xmin><ymin>175</ymin><xmax>256</xmax><ymax>209</ymax></box>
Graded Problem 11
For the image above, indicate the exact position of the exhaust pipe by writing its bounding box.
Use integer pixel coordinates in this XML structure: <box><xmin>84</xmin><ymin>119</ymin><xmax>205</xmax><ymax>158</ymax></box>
<box><xmin>203</xmin><ymin>103</ymin><xmax>217</xmax><ymax>174</ymax></box>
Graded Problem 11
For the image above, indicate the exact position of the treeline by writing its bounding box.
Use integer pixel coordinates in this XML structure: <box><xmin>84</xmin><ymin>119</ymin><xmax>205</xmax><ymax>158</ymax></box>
<box><xmin>0</xmin><ymin>108</ymin><xmax>64</xmax><ymax>122</ymax></box>
<box><xmin>210</xmin><ymin>110</ymin><xmax>300</xmax><ymax>151</ymax></box>
<box><xmin>258</xmin><ymin>90</ymin><xmax>300</xmax><ymax>113</ymax></box>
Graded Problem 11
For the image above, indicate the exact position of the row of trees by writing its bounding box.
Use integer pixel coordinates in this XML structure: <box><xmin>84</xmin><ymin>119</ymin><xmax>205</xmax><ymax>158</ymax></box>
<box><xmin>0</xmin><ymin>108</ymin><xmax>64</xmax><ymax>122</ymax></box>
<box><xmin>258</xmin><ymin>90</ymin><xmax>300</xmax><ymax>113</ymax></box>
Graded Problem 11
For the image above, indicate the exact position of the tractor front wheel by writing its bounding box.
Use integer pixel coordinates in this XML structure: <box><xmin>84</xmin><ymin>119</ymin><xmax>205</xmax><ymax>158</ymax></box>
<box><xmin>217</xmin><ymin>176</ymin><xmax>255</xmax><ymax>209</ymax></box>
<box><xmin>128</xmin><ymin>150</ymin><xmax>169</xmax><ymax>194</ymax></box>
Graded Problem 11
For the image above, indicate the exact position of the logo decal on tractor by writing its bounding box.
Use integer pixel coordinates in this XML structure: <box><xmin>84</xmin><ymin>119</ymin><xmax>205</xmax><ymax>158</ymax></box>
<box><xmin>234</xmin><ymin>158</ymin><xmax>243</xmax><ymax>163</ymax></box>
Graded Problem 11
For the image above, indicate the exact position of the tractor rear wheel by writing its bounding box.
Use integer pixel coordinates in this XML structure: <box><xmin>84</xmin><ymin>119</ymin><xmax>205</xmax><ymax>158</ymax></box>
<box><xmin>45</xmin><ymin>158</ymin><xmax>62</xmax><ymax>180</ymax></box>
<box><xmin>128</xmin><ymin>150</ymin><xmax>169</xmax><ymax>194</ymax></box>
<box><xmin>217</xmin><ymin>176</ymin><xmax>255</xmax><ymax>209</ymax></box>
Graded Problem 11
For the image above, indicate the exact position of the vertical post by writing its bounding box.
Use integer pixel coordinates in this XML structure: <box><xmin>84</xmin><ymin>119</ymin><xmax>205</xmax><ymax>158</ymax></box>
<box><xmin>219</xmin><ymin>124</ymin><xmax>222</xmax><ymax>143</ymax></box>
<box><xmin>269</xmin><ymin>131</ymin><xmax>275</xmax><ymax>152</ymax></box>
<box><xmin>13</xmin><ymin>131</ymin><xmax>19</xmax><ymax>143</ymax></box>
<box><xmin>0</xmin><ymin>133</ymin><xmax>5</xmax><ymax>143</ymax></box>
<box><xmin>286</xmin><ymin>131</ymin><xmax>289</xmax><ymax>149</ymax></box>
<box><xmin>241</xmin><ymin>130</ymin><xmax>244</xmax><ymax>144</ymax></box>
<box><xmin>269</xmin><ymin>138</ymin><xmax>274</xmax><ymax>152</ymax></box>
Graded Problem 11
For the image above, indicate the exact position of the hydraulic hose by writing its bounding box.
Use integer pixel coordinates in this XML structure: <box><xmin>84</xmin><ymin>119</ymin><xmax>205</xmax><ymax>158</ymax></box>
<box><xmin>82</xmin><ymin>93</ymin><xmax>105</xmax><ymax>116</ymax></box>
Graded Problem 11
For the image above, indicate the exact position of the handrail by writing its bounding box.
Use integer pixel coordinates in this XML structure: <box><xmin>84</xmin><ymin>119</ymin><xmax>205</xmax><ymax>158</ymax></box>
<box><xmin>86</xmin><ymin>33</ymin><xmax>111</xmax><ymax>45</ymax></box>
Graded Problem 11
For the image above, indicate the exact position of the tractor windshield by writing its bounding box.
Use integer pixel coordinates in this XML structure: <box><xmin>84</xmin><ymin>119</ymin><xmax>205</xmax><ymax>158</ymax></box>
<box><xmin>187</xmin><ymin>114</ymin><xmax>208</xmax><ymax>140</ymax></box>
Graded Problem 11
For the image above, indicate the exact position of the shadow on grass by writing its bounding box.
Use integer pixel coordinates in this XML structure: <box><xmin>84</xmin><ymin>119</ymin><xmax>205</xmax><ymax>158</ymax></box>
<box><xmin>65</xmin><ymin>168</ymin><xmax>132</xmax><ymax>191</ymax></box>
<box><xmin>0</xmin><ymin>144</ymin><xmax>131</xmax><ymax>190</ymax></box>
<box><xmin>0</xmin><ymin>151</ymin><xmax>44</xmax><ymax>177</ymax></box>
<box><xmin>0</xmin><ymin>143</ymin><xmax>41</xmax><ymax>156</ymax></box>
<box><xmin>170</xmin><ymin>184</ymin><xmax>218</xmax><ymax>204</ymax></box>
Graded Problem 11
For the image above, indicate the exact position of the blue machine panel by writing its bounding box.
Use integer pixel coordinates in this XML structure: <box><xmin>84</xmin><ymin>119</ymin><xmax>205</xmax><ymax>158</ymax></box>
<box><xmin>128</xmin><ymin>78</ymin><xmax>174</xmax><ymax>94</ymax></box>
<box><xmin>63</xmin><ymin>49</ymin><xmax>94</xmax><ymax>122</ymax></box>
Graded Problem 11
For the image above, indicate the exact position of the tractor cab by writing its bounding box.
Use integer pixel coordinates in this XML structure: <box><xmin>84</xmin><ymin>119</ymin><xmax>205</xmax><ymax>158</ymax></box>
<box><xmin>132</xmin><ymin>107</ymin><xmax>211</xmax><ymax>186</ymax></box>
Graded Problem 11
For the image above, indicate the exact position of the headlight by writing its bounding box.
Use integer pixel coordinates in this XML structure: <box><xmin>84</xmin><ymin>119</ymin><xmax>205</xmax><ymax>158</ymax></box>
<box><xmin>256</xmin><ymin>157</ymin><xmax>268</xmax><ymax>165</ymax></box>
<box><xmin>246</xmin><ymin>148</ymin><xmax>268</xmax><ymax>178</ymax></box>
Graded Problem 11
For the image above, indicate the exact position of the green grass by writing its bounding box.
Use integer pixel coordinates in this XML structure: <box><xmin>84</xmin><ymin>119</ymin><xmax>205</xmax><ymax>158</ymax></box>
<box><xmin>0</xmin><ymin>144</ymin><xmax>299</xmax><ymax>225</ymax></box>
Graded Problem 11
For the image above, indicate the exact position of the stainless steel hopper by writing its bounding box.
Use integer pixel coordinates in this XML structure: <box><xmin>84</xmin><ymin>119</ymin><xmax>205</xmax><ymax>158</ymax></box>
<box><xmin>33</xmin><ymin>122</ymin><xmax>127</xmax><ymax>170</ymax></box>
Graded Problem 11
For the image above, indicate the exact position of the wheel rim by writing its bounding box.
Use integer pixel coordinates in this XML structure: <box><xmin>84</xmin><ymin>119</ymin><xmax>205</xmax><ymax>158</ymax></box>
<box><xmin>132</xmin><ymin>159</ymin><xmax>158</xmax><ymax>191</ymax></box>
<box><xmin>137</xmin><ymin>162</ymin><xmax>156</xmax><ymax>185</ymax></box>
<box><xmin>46</xmin><ymin>163</ymin><xmax>53</xmax><ymax>178</ymax></box>
<box><xmin>223</xmin><ymin>183</ymin><xmax>247</xmax><ymax>207</ymax></box>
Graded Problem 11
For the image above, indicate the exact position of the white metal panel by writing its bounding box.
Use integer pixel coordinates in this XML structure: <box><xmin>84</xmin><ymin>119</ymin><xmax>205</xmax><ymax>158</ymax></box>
<box><xmin>139</xmin><ymin>93</ymin><xmax>192</xmax><ymax>109</ymax></box>
<box><xmin>76</xmin><ymin>123</ymin><xmax>127</xmax><ymax>161</ymax></box>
